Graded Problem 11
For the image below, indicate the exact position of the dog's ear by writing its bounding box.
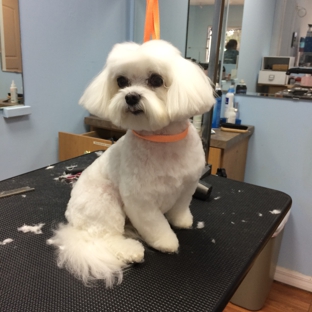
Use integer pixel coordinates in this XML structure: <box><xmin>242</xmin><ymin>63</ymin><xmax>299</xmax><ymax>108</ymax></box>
<box><xmin>79</xmin><ymin>42</ymin><xmax>140</xmax><ymax>120</ymax></box>
<box><xmin>79</xmin><ymin>68</ymin><xmax>112</xmax><ymax>120</ymax></box>
<box><xmin>167</xmin><ymin>58</ymin><xmax>215</xmax><ymax>121</ymax></box>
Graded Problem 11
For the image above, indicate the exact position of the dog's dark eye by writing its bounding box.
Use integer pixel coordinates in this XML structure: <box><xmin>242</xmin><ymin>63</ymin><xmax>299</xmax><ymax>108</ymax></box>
<box><xmin>117</xmin><ymin>76</ymin><xmax>130</xmax><ymax>88</ymax></box>
<box><xmin>148</xmin><ymin>74</ymin><xmax>163</xmax><ymax>88</ymax></box>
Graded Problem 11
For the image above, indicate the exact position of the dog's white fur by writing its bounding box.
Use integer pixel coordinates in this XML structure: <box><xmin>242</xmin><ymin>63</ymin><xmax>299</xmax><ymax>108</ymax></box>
<box><xmin>48</xmin><ymin>40</ymin><xmax>215</xmax><ymax>287</ymax></box>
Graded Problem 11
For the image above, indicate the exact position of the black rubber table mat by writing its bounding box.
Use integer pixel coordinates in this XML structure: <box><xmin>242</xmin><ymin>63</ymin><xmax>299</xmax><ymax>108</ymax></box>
<box><xmin>0</xmin><ymin>153</ymin><xmax>291</xmax><ymax>312</ymax></box>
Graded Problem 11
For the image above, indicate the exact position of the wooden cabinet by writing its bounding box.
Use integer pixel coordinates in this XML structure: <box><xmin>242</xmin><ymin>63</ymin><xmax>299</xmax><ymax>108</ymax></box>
<box><xmin>59</xmin><ymin>119</ymin><xmax>125</xmax><ymax>161</ymax></box>
<box><xmin>59</xmin><ymin>116</ymin><xmax>254</xmax><ymax>182</ymax></box>
<box><xmin>208</xmin><ymin>129</ymin><xmax>252</xmax><ymax>181</ymax></box>
<box><xmin>58</xmin><ymin>131</ymin><xmax>112</xmax><ymax>161</ymax></box>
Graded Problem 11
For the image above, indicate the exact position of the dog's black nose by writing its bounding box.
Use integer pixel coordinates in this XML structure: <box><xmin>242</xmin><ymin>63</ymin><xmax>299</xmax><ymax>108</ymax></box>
<box><xmin>125</xmin><ymin>93</ymin><xmax>141</xmax><ymax>106</ymax></box>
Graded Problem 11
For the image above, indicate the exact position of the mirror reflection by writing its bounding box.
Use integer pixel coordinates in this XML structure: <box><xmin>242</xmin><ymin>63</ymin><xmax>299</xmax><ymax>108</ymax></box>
<box><xmin>186</xmin><ymin>0</ymin><xmax>312</xmax><ymax>100</ymax></box>
<box><xmin>186</xmin><ymin>0</ymin><xmax>244</xmax><ymax>88</ymax></box>
<box><xmin>0</xmin><ymin>0</ymin><xmax>23</xmax><ymax>105</ymax></box>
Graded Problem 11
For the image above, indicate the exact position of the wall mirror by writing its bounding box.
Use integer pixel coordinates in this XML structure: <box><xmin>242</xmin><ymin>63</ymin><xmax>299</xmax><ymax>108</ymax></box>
<box><xmin>186</xmin><ymin>0</ymin><xmax>243</xmax><ymax>85</ymax></box>
<box><xmin>0</xmin><ymin>0</ymin><xmax>23</xmax><ymax>105</ymax></box>
<box><xmin>186</xmin><ymin>0</ymin><xmax>312</xmax><ymax>100</ymax></box>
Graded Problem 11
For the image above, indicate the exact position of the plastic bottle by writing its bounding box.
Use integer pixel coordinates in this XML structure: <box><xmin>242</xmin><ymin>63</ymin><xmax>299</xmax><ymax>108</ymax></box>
<box><xmin>304</xmin><ymin>24</ymin><xmax>312</xmax><ymax>53</ymax></box>
<box><xmin>224</xmin><ymin>85</ymin><xmax>236</xmax><ymax>123</ymax></box>
<box><xmin>299</xmin><ymin>37</ymin><xmax>305</xmax><ymax>52</ymax></box>
<box><xmin>212</xmin><ymin>83</ymin><xmax>222</xmax><ymax>128</ymax></box>
<box><xmin>10</xmin><ymin>80</ymin><xmax>18</xmax><ymax>103</ymax></box>
<box><xmin>236</xmin><ymin>79</ymin><xmax>247</xmax><ymax>94</ymax></box>
<box><xmin>226</xmin><ymin>107</ymin><xmax>236</xmax><ymax>123</ymax></box>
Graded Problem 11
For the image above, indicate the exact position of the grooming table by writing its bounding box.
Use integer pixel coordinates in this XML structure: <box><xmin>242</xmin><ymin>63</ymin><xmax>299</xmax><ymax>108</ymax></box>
<box><xmin>0</xmin><ymin>153</ymin><xmax>291</xmax><ymax>312</ymax></box>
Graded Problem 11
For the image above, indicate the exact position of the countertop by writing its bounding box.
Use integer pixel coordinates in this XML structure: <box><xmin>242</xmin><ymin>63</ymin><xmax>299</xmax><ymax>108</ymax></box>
<box><xmin>210</xmin><ymin>126</ymin><xmax>254</xmax><ymax>149</ymax></box>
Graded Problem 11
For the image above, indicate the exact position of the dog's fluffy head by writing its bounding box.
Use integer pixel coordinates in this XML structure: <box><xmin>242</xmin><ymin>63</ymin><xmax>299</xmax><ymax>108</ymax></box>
<box><xmin>79</xmin><ymin>40</ymin><xmax>215</xmax><ymax>131</ymax></box>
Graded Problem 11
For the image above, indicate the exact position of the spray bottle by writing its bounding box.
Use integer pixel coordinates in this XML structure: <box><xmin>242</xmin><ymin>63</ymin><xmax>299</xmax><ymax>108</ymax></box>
<box><xmin>10</xmin><ymin>80</ymin><xmax>18</xmax><ymax>103</ymax></box>
<box><xmin>224</xmin><ymin>85</ymin><xmax>236</xmax><ymax>123</ymax></box>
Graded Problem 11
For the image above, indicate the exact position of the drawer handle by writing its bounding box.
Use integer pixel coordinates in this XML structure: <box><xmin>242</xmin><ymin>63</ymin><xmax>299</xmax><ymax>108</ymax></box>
<box><xmin>269</xmin><ymin>74</ymin><xmax>275</xmax><ymax>81</ymax></box>
<box><xmin>84</xmin><ymin>150</ymin><xmax>91</xmax><ymax>155</ymax></box>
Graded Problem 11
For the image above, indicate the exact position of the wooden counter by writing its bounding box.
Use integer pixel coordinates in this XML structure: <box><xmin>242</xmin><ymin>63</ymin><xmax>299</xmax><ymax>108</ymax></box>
<box><xmin>0</xmin><ymin>97</ymin><xmax>24</xmax><ymax>107</ymax></box>
<box><xmin>208</xmin><ymin>126</ymin><xmax>254</xmax><ymax>181</ymax></box>
<box><xmin>210</xmin><ymin>126</ymin><xmax>254</xmax><ymax>149</ymax></box>
<box><xmin>58</xmin><ymin>116</ymin><xmax>254</xmax><ymax>182</ymax></box>
<box><xmin>0</xmin><ymin>100</ymin><xmax>19</xmax><ymax>107</ymax></box>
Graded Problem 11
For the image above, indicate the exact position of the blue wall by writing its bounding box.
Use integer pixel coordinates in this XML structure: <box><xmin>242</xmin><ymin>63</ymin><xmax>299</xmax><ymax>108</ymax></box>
<box><xmin>237</xmin><ymin>0</ymin><xmax>276</xmax><ymax>93</ymax></box>
<box><xmin>237</xmin><ymin>94</ymin><xmax>312</xmax><ymax>276</ymax></box>
<box><xmin>133</xmin><ymin>0</ymin><xmax>189</xmax><ymax>55</ymax></box>
<box><xmin>236</xmin><ymin>0</ymin><xmax>312</xmax><ymax>277</ymax></box>
<box><xmin>0</xmin><ymin>0</ymin><xmax>129</xmax><ymax>180</ymax></box>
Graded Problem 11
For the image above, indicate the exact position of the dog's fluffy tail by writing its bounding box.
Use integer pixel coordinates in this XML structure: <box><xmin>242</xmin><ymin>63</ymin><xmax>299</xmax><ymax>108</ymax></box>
<box><xmin>47</xmin><ymin>223</ymin><xmax>127</xmax><ymax>287</ymax></box>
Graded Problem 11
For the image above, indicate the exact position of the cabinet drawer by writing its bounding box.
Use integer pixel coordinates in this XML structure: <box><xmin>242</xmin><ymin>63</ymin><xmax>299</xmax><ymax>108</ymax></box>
<box><xmin>59</xmin><ymin>131</ymin><xmax>113</xmax><ymax>161</ymax></box>
<box><xmin>258</xmin><ymin>70</ymin><xmax>287</xmax><ymax>85</ymax></box>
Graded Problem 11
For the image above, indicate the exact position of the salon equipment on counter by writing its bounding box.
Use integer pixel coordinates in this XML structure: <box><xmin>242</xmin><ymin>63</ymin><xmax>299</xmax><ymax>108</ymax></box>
<box><xmin>224</xmin><ymin>85</ymin><xmax>236</xmax><ymax>123</ymax></box>
<box><xmin>221</xmin><ymin>123</ymin><xmax>249</xmax><ymax>133</ymax></box>
<box><xmin>277</xmin><ymin>87</ymin><xmax>312</xmax><ymax>100</ymax></box>
<box><xmin>216</xmin><ymin>168</ymin><xmax>227</xmax><ymax>178</ymax></box>
<box><xmin>65</xmin><ymin>167</ymin><xmax>86</xmax><ymax>174</ymax></box>
<box><xmin>193</xmin><ymin>164</ymin><xmax>213</xmax><ymax>201</ymax></box>
<box><xmin>286</xmin><ymin>67</ymin><xmax>312</xmax><ymax>75</ymax></box>
<box><xmin>10</xmin><ymin>81</ymin><xmax>18</xmax><ymax>104</ymax></box>
<box><xmin>0</xmin><ymin>186</ymin><xmax>35</xmax><ymax>199</ymax></box>
<box><xmin>193</xmin><ymin>180</ymin><xmax>213</xmax><ymax>201</ymax></box>
<box><xmin>276</xmin><ymin>67</ymin><xmax>312</xmax><ymax>99</ymax></box>
<box><xmin>236</xmin><ymin>79</ymin><xmax>247</xmax><ymax>94</ymax></box>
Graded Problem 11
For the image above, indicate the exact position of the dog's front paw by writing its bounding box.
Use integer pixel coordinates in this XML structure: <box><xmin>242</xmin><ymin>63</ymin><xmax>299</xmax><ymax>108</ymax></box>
<box><xmin>149</xmin><ymin>232</ymin><xmax>179</xmax><ymax>253</ymax></box>
<box><xmin>166</xmin><ymin>208</ymin><xmax>193</xmax><ymax>229</ymax></box>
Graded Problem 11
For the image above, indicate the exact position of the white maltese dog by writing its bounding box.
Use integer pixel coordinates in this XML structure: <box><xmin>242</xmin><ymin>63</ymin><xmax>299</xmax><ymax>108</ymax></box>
<box><xmin>48</xmin><ymin>40</ymin><xmax>215</xmax><ymax>287</ymax></box>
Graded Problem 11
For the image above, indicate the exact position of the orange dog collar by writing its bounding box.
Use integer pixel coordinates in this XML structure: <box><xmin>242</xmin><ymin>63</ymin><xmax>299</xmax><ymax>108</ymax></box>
<box><xmin>132</xmin><ymin>126</ymin><xmax>189</xmax><ymax>143</ymax></box>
